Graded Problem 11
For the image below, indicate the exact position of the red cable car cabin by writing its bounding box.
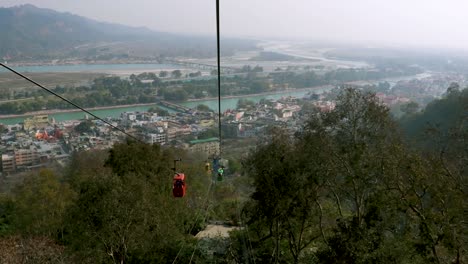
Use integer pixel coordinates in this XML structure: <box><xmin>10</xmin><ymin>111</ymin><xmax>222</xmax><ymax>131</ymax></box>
<box><xmin>173</xmin><ymin>173</ymin><xmax>186</xmax><ymax>198</ymax></box>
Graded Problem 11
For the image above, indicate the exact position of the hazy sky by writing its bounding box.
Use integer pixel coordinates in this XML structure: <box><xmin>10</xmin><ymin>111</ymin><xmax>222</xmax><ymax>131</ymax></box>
<box><xmin>2</xmin><ymin>0</ymin><xmax>468</xmax><ymax>50</ymax></box>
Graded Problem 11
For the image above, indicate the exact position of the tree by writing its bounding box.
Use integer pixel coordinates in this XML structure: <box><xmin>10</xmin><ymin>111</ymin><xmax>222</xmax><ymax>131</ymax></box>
<box><xmin>159</xmin><ymin>71</ymin><xmax>168</xmax><ymax>78</ymax></box>
<box><xmin>194</xmin><ymin>91</ymin><xmax>205</xmax><ymax>99</ymax></box>
<box><xmin>446</xmin><ymin>82</ymin><xmax>460</xmax><ymax>94</ymax></box>
<box><xmin>249</xmin><ymin>80</ymin><xmax>269</xmax><ymax>93</ymax></box>
<box><xmin>12</xmin><ymin>169</ymin><xmax>75</xmax><ymax>238</ymax></box>
<box><xmin>148</xmin><ymin>106</ymin><xmax>169</xmax><ymax>116</ymax></box>
<box><xmin>252</xmin><ymin>65</ymin><xmax>263</xmax><ymax>72</ymax></box>
<box><xmin>400</xmin><ymin>87</ymin><xmax>468</xmax><ymax>147</ymax></box>
<box><xmin>240</xmin><ymin>88</ymin><xmax>439</xmax><ymax>263</ymax></box>
<box><xmin>196</xmin><ymin>104</ymin><xmax>211</xmax><ymax>112</ymax></box>
<box><xmin>0</xmin><ymin>124</ymin><xmax>6</xmax><ymax>133</ymax></box>
<box><xmin>0</xmin><ymin>194</ymin><xmax>14</xmax><ymax>236</ymax></box>
<box><xmin>74</xmin><ymin>120</ymin><xmax>93</xmax><ymax>134</ymax></box>
<box><xmin>400</xmin><ymin>101</ymin><xmax>419</xmax><ymax>115</ymax></box>
<box><xmin>241</xmin><ymin>65</ymin><xmax>252</xmax><ymax>72</ymax></box>
<box><xmin>236</xmin><ymin>99</ymin><xmax>255</xmax><ymax>109</ymax></box>
<box><xmin>171</xmin><ymin>70</ymin><xmax>182</xmax><ymax>78</ymax></box>
<box><xmin>189</xmin><ymin>71</ymin><xmax>202</xmax><ymax>78</ymax></box>
<box><xmin>163</xmin><ymin>89</ymin><xmax>188</xmax><ymax>101</ymax></box>
<box><xmin>65</xmin><ymin>141</ymin><xmax>211</xmax><ymax>263</ymax></box>
<box><xmin>242</xmin><ymin>128</ymin><xmax>324</xmax><ymax>263</ymax></box>
<box><xmin>198</xmin><ymin>128</ymin><xmax>218</xmax><ymax>140</ymax></box>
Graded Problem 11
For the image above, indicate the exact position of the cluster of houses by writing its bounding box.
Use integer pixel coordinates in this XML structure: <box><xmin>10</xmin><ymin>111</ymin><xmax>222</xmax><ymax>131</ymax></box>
<box><xmin>1</xmin><ymin>115</ymin><xmax>69</xmax><ymax>174</ymax></box>
<box><xmin>1</xmin><ymin>92</ymin><xmax>342</xmax><ymax>175</ymax></box>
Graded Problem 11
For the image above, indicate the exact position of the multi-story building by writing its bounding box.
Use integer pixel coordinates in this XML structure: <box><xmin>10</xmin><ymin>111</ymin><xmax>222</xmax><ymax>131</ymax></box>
<box><xmin>1</xmin><ymin>154</ymin><xmax>15</xmax><ymax>173</ymax></box>
<box><xmin>14</xmin><ymin>148</ymin><xmax>39</xmax><ymax>168</ymax></box>
<box><xmin>148</xmin><ymin>133</ymin><xmax>166</xmax><ymax>145</ymax></box>
<box><xmin>189</xmin><ymin>137</ymin><xmax>220</xmax><ymax>157</ymax></box>
<box><xmin>166</xmin><ymin>125</ymin><xmax>191</xmax><ymax>141</ymax></box>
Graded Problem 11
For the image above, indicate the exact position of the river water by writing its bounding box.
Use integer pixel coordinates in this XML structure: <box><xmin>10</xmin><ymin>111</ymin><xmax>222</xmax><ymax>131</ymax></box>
<box><xmin>0</xmin><ymin>87</ymin><xmax>331</xmax><ymax>125</ymax></box>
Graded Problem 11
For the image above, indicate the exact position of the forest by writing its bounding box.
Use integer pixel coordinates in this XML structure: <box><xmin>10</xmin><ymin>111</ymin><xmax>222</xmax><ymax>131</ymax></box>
<box><xmin>0</xmin><ymin>87</ymin><xmax>466</xmax><ymax>263</ymax></box>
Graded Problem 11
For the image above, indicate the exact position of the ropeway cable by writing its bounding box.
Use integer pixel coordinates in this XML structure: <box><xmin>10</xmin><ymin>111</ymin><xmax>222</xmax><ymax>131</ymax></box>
<box><xmin>216</xmin><ymin>0</ymin><xmax>222</xmax><ymax>156</ymax></box>
<box><xmin>0</xmin><ymin>62</ymin><xmax>144</xmax><ymax>143</ymax></box>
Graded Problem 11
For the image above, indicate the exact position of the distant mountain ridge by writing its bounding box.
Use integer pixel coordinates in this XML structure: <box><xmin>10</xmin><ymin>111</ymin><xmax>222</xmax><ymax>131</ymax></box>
<box><xmin>0</xmin><ymin>4</ymin><xmax>256</xmax><ymax>61</ymax></box>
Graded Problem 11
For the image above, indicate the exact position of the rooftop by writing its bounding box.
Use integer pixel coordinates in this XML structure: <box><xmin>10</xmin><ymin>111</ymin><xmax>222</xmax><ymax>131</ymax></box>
<box><xmin>189</xmin><ymin>137</ymin><xmax>219</xmax><ymax>144</ymax></box>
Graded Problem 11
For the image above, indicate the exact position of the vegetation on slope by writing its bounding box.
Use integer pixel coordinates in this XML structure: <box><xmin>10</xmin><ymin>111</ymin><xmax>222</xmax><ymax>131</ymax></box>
<box><xmin>0</xmin><ymin>88</ymin><xmax>465</xmax><ymax>263</ymax></box>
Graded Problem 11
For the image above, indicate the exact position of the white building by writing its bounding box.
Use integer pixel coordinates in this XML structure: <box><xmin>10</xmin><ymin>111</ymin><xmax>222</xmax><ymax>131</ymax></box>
<box><xmin>148</xmin><ymin>133</ymin><xmax>166</xmax><ymax>145</ymax></box>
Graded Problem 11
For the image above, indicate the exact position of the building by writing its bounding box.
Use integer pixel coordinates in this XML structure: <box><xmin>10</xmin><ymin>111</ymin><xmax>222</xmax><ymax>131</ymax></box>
<box><xmin>1</xmin><ymin>154</ymin><xmax>15</xmax><ymax>173</ymax></box>
<box><xmin>166</xmin><ymin>125</ymin><xmax>191</xmax><ymax>141</ymax></box>
<box><xmin>313</xmin><ymin>101</ymin><xmax>336</xmax><ymax>112</ymax></box>
<box><xmin>121</xmin><ymin>112</ymin><xmax>137</xmax><ymax>121</ymax></box>
<box><xmin>23</xmin><ymin>115</ymin><xmax>50</xmax><ymax>131</ymax></box>
<box><xmin>1</xmin><ymin>147</ymin><xmax>40</xmax><ymax>173</ymax></box>
<box><xmin>148</xmin><ymin>133</ymin><xmax>166</xmax><ymax>145</ymax></box>
<box><xmin>237</xmin><ymin>123</ymin><xmax>257</xmax><ymax>138</ymax></box>
<box><xmin>189</xmin><ymin>137</ymin><xmax>220</xmax><ymax>157</ymax></box>
<box><xmin>199</xmin><ymin>119</ymin><xmax>215</xmax><ymax>127</ymax></box>
<box><xmin>235</xmin><ymin>112</ymin><xmax>245</xmax><ymax>122</ymax></box>
<box><xmin>15</xmin><ymin>148</ymin><xmax>39</xmax><ymax>168</ymax></box>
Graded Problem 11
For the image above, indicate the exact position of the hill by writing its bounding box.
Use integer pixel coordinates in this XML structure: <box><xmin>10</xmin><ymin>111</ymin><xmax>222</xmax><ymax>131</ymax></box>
<box><xmin>0</xmin><ymin>4</ymin><xmax>257</xmax><ymax>62</ymax></box>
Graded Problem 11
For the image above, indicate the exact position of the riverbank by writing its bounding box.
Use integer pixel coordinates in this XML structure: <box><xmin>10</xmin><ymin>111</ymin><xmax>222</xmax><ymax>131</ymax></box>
<box><xmin>0</xmin><ymin>87</ymin><xmax>334</xmax><ymax>125</ymax></box>
<box><xmin>0</xmin><ymin>86</ymin><xmax>331</xmax><ymax>119</ymax></box>
<box><xmin>0</xmin><ymin>103</ymin><xmax>158</xmax><ymax>119</ymax></box>
<box><xmin>186</xmin><ymin>85</ymin><xmax>332</xmax><ymax>103</ymax></box>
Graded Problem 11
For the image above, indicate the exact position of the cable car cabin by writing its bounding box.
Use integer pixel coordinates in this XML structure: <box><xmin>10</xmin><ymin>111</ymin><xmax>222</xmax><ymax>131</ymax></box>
<box><xmin>173</xmin><ymin>173</ymin><xmax>186</xmax><ymax>198</ymax></box>
<box><xmin>217</xmin><ymin>167</ymin><xmax>224</xmax><ymax>181</ymax></box>
<box><xmin>205</xmin><ymin>162</ymin><xmax>211</xmax><ymax>174</ymax></box>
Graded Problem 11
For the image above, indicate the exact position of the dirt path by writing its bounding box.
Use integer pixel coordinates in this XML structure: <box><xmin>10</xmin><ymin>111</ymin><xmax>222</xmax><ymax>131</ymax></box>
<box><xmin>195</xmin><ymin>224</ymin><xmax>239</xmax><ymax>239</ymax></box>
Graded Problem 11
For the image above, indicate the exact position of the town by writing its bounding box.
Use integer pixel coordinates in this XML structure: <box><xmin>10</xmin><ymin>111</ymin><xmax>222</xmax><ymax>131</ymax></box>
<box><xmin>2</xmin><ymin>66</ymin><xmax>465</xmax><ymax>176</ymax></box>
<box><xmin>1</xmin><ymin>79</ymin><xmax>429</xmax><ymax>176</ymax></box>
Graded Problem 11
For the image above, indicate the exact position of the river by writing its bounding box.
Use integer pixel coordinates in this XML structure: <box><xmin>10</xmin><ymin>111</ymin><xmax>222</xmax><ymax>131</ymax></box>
<box><xmin>0</xmin><ymin>87</ymin><xmax>331</xmax><ymax>125</ymax></box>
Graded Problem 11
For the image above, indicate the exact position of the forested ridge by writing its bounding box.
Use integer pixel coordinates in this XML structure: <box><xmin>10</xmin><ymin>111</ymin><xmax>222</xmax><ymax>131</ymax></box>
<box><xmin>0</xmin><ymin>88</ymin><xmax>466</xmax><ymax>263</ymax></box>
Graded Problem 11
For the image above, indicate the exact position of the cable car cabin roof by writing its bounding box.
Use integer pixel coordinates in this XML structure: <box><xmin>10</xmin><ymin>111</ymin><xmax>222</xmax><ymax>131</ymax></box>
<box><xmin>173</xmin><ymin>173</ymin><xmax>185</xmax><ymax>181</ymax></box>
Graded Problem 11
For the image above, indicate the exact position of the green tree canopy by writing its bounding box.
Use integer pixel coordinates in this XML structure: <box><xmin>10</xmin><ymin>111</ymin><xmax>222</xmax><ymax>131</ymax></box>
<box><xmin>171</xmin><ymin>70</ymin><xmax>182</xmax><ymax>78</ymax></box>
<box><xmin>239</xmin><ymin>88</ymin><xmax>467</xmax><ymax>263</ymax></box>
<box><xmin>196</xmin><ymin>104</ymin><xmax>211</xmax><ymax>112</ymax></box>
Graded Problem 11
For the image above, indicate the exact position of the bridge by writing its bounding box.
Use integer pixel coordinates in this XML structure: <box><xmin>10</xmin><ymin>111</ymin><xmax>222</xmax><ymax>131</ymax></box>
<box><xmin>158</xmin><ymin>100</ymin><xmax>192</xmax><ymax>113</ymax></box>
